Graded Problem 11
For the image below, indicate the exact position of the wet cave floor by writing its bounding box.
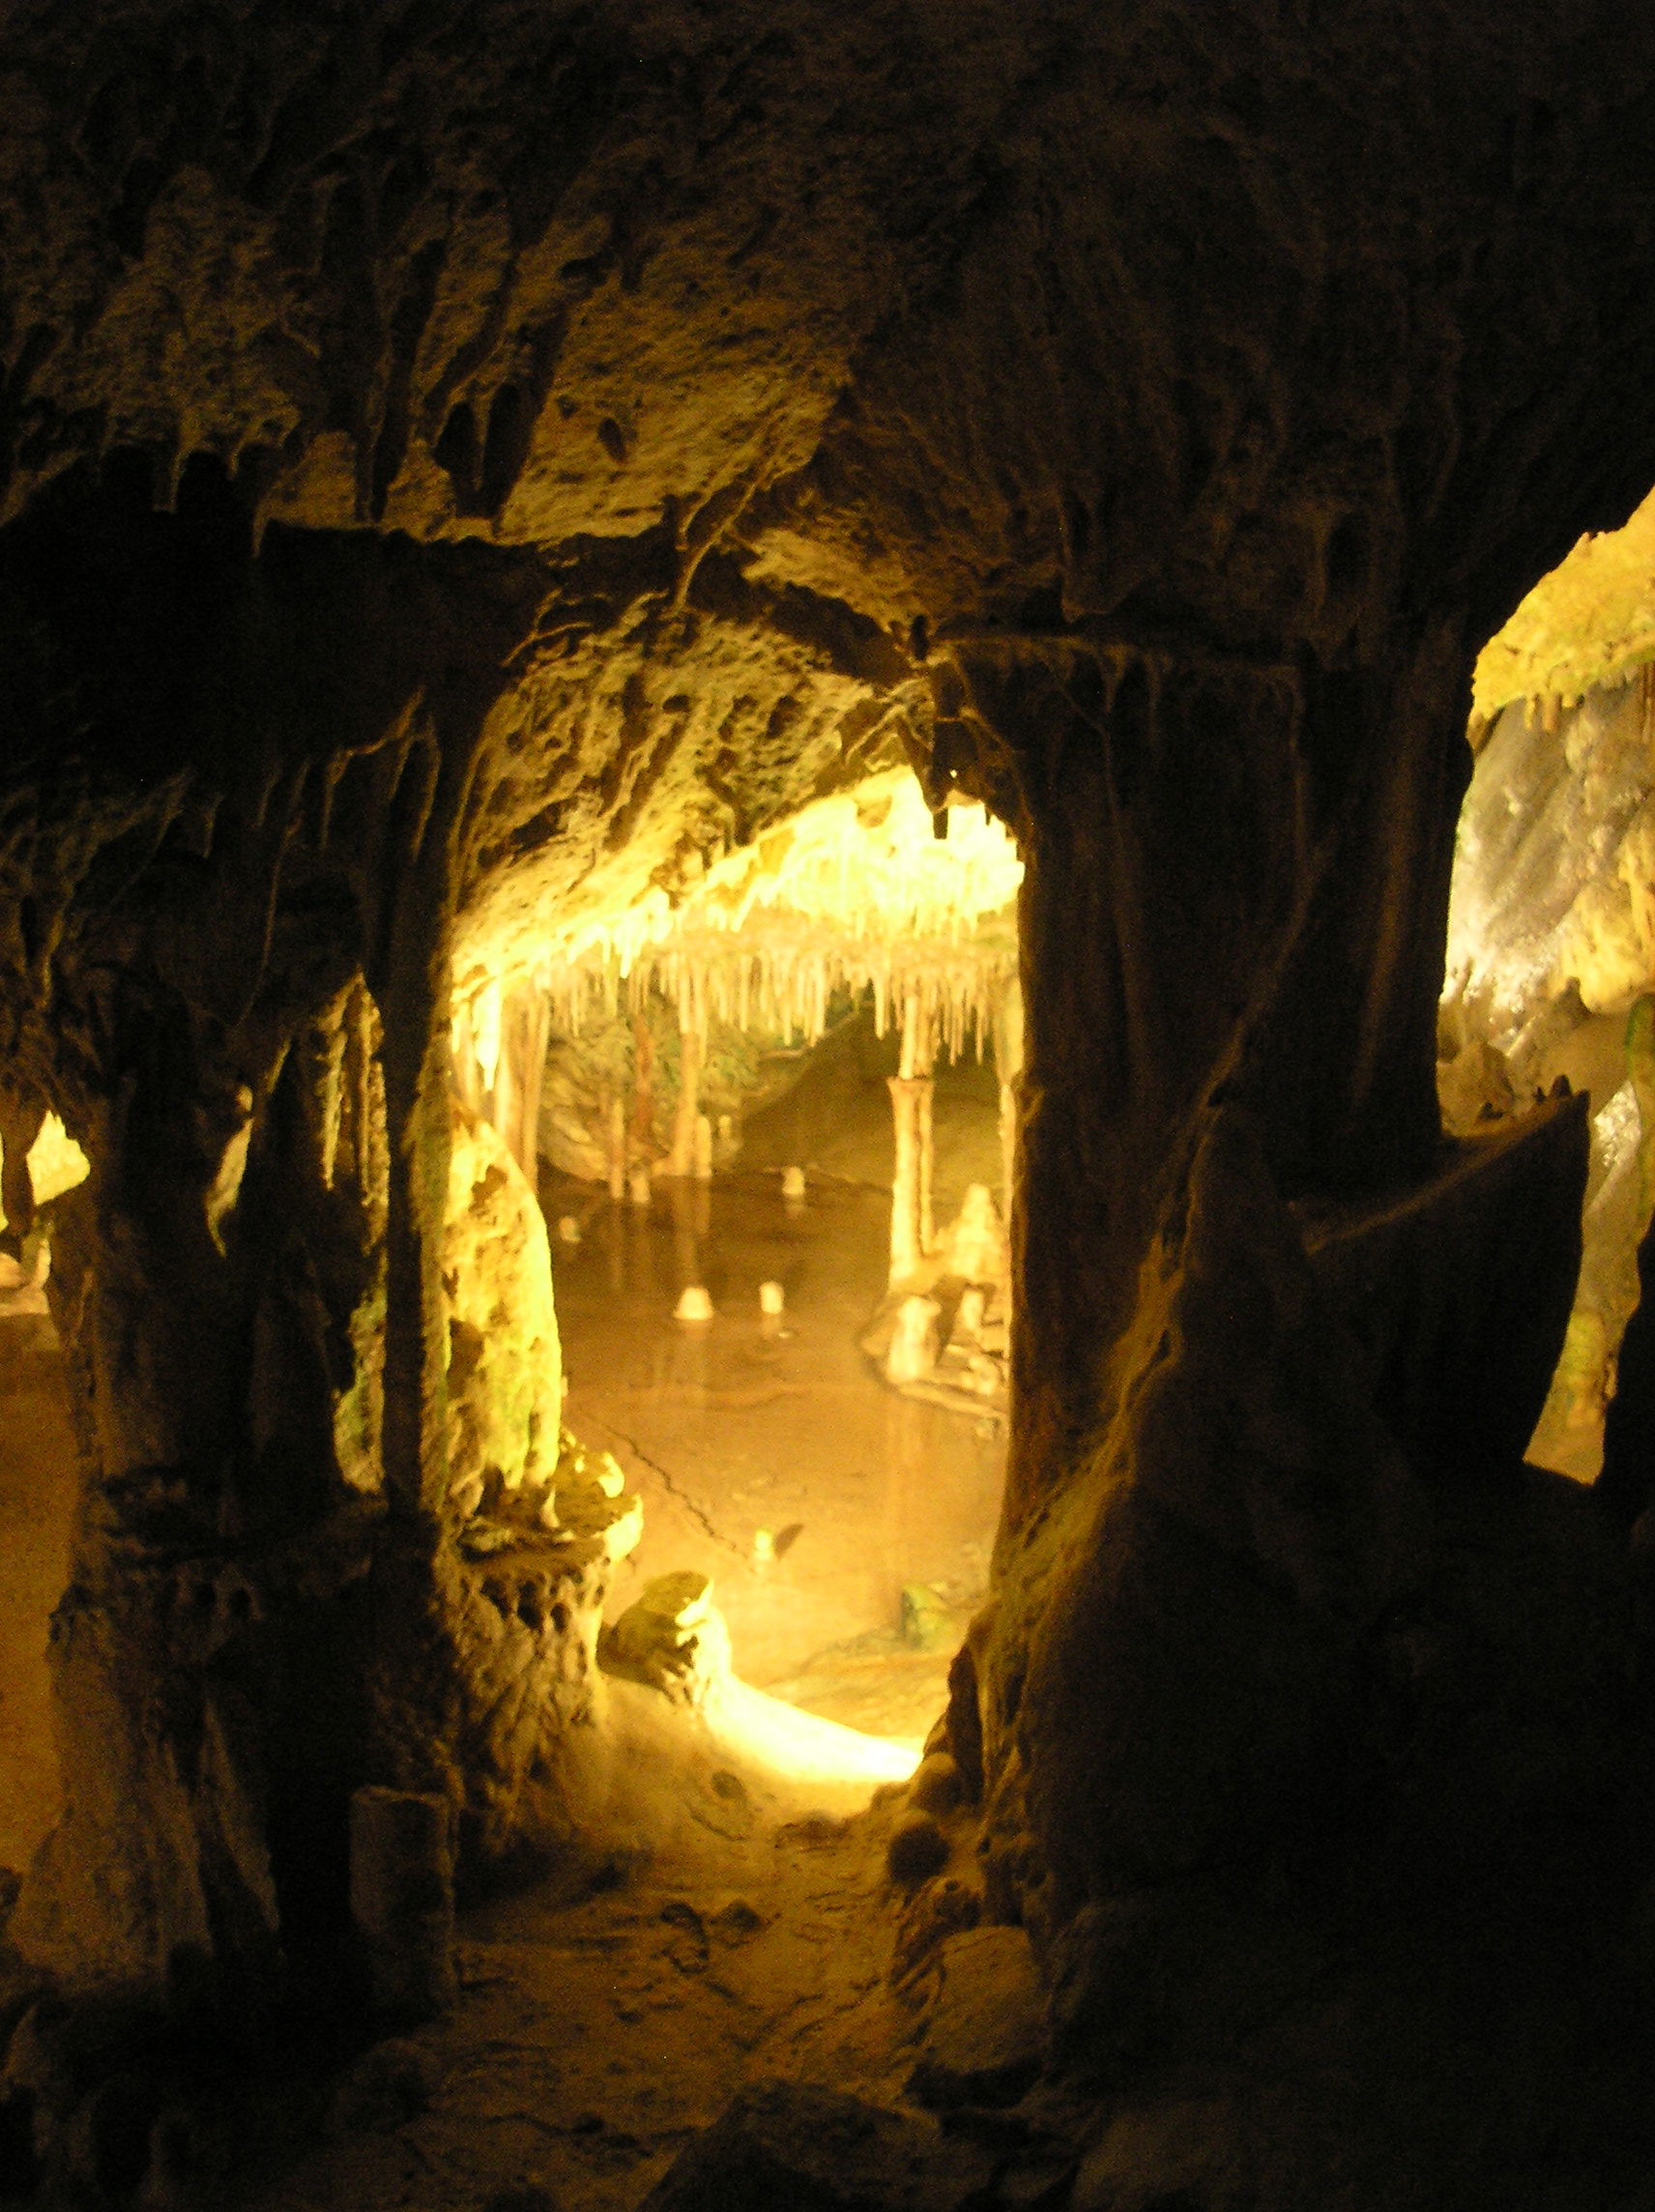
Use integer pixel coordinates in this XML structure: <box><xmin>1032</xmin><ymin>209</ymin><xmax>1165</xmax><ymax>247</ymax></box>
<box><xmin>546</xmin><ymin>1167</ymin><xmax>1007</xmax><ymax>1747</ymax></box>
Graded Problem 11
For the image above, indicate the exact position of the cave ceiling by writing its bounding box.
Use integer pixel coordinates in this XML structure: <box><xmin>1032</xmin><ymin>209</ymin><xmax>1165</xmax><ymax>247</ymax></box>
<box><xmin>6</xmin><ymin>0</ymin><xmax>1655</xmax><ymax>1013</ymax></box>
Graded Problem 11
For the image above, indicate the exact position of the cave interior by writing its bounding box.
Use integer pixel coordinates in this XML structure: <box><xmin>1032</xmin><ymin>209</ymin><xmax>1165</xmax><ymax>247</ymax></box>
<box><xmin>3</xmin><ymin>5</ymin><xmax>1655</xmax><ymax>2208</ymax></box>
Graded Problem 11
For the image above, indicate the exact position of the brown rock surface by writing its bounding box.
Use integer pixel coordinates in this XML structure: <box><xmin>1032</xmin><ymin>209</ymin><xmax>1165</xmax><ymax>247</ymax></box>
<box><xmin>636</xmin><ymin>2078</ymin><xmax>994</xmax><ymax>2212</ymax></box>
<box><xmin>906</xmin><ymin>1922</ymin><xmax>1044</xmax><ymax>2110</ymax></box>
<box><xmin>3</xmin><ymin>5</ymin><xmax>1655</xmax><ymax>2203</ymax></box>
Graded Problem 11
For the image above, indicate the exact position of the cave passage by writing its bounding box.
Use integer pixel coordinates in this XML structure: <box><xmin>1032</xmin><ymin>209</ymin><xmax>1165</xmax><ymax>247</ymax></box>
<box><xmin>550</xmin><ymin>1064</ymin><xmax>1009</xmax><ymax>1745</ymax></box>
<box><xmin>457</xmin><ymin>768</ymin><xmax>1026</xmax><ymax>1747</ymax></box>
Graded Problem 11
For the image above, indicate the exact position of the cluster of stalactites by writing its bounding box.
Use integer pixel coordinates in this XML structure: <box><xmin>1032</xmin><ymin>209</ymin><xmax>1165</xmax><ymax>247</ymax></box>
<box><xmin>501</xmin><ymin>767</ymin><xmax>1023</xmax><ymax>1059</ymax></box>
<box><xmin>535</xmin><ymin>932</ymin><xmax>1017</xmax><ymax>1064</ymax></box>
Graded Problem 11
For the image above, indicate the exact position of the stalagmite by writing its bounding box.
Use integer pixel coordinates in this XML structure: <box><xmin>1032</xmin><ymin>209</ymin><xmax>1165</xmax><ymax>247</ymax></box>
<box><xmin>606</xmin><ymin>1093</ymin><xmax>626</xmax><ymax>1203</ymax></box>
<box><xmin>888</xmin><ymin>990</ymin><xmax>937</xmax><ymax>1289</ymax></box>
<box><xmin>668</xmin><ymin>1178</ymin><xmax>704</xmax><ymax>1315</ymax></box>
<box><xmin>886</xmin><ymin>1294</ymin><xmax>942</xmax><ymax>1383</ymax></box>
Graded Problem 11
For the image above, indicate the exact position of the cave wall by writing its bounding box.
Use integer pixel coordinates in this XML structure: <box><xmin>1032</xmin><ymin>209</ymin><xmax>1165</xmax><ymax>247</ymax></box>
<box><xmin>4</xmin><ymin>0</ymin><xmax>1655</xmax><ymax>2018</ymax></box>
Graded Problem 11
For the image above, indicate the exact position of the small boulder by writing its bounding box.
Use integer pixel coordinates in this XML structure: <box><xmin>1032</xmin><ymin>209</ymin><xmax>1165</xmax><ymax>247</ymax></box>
<box><xmin>900</xmin><ymin>1585</ymin><xmax>956</xmax><ymax>1652</ymax></box>
<box><xmin>635</xmin><ymin>2079</ymin><xmax>993</xmax><ymax>2211</ymax></box>
<box><xmin>331</xmin><ymin>2037</ymin><xmax>441</xmax><ymax>2134</ymax></box>
<box><xmin>887</xmin><ymin>1814</ymin><xmax>949</xmax><ymax>1881</ymax></box>
<box><xmin>908</xmin><ymin>1925</ymin><xmax>1045</xmax><ymax>2110</ymax></box>
<box><xmin>604</xmin><ymin>1572</ymin><xmax>732</xmax><ymax>1706</ymax></box>
<box><xmin>892</xmin><ymin>1876</ymin><xmax>982</xmax><ymax>1994</ymax></box>
<box><xmin>710</xmin><ymin>1899</ymin><xmax>764</xmax><ymax>1943</ymax></box>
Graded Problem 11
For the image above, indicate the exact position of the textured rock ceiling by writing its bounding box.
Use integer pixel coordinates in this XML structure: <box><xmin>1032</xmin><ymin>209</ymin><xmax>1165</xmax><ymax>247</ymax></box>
<box><xmin>1475</xmin><ymin>484</ymin><xmax>1655</xmax><ymax>716</ymax></box>
<box><xmin>7</xmin><ymin>0</ymin><xmax>1655</xmax><ymax>979</ymax></box>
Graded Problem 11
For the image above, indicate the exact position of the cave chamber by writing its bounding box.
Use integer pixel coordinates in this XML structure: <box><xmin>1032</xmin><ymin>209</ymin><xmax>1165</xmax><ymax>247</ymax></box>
<box><xmin>4</xmin><ymin>6</ymin><xmax>1655</xmax><ymax>2209</ymax></box>
<box><xmin>439</xmin><ymin>765</ymin><xmax>1027</xmax><ymax>1742</ymax></box>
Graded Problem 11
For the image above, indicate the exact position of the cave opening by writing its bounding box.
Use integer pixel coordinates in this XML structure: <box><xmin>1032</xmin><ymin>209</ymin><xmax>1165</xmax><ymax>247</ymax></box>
<box><xmin>445</xmin><ymin>768</ymin><xmax>1024</xmax><ymax>1750</ymax></box>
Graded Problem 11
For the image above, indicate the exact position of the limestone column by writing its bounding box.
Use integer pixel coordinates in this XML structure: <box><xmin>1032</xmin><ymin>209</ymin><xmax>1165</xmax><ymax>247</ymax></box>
<box><xmin>488</xmin><ymin>984</ymin><xmax>549</xmax><ymax>1184</ymax></box>
<box><xmin>630</xmin><ymin>1011</ymin><xmax>655</xmax><ymax>1194</ymax></box>
<box><xmin>887</xmin><ymin>989</ymin><xmax>935</xmax><ymax>1290</ymax></box>
<box><xmin>995</xmin><ymin>974</ymin><xmax>1024</xmax><ymax>1237</ymax></box>
<box><xmin>668</xmin><ymin>1020</ymin><xmax>702</xmax><ymax>1178</ymax></box>
<box><xmin>955</xmin><ymin>634</ymin><xmax>1499</xmax><ymax>1933</ymax></box>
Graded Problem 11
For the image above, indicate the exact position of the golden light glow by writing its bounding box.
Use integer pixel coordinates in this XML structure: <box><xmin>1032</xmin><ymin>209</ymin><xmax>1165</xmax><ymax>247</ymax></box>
<box><xmin>706</xmin><ymin>1674</ymin><xmax>922</xmax><ymax>1787</ymax></box>
<box><xmin>1474</xmin><ymin>485</ymin><xmax>1655</xmax><ymax>717</ymax></box>
<box><xmin>526</xmin><ymin>770</ymin><xmax>1023</xmax><ymax>1055</ymax></box>
<box><xmin>0</xmin><ymin>1115</ymin><xmax>90</xmax><ymax>1231</ymax></box>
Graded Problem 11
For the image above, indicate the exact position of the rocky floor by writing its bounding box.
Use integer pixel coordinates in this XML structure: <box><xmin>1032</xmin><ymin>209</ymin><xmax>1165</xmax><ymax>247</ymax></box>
<box><xmin>234</xmin><ymin>1786</ymin><xmax>926</xmax><ymax>2212</ymax></box>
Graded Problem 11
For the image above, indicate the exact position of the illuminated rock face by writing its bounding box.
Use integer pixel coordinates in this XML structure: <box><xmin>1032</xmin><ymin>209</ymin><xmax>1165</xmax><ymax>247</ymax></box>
<box><xmin>442</xmin><ymin>1106</ymin><xmax>563</xmax><ymax>1520</ymax></box>
<box><xmin>1444</xmin><ymin>680</ymin><xmax>1655</xmax><ymax>1477</ymax></box>
<box><xmin>2</xmin><ymin>0</ymin><xmax>1655</xmax><ymax>2093</ymax></box>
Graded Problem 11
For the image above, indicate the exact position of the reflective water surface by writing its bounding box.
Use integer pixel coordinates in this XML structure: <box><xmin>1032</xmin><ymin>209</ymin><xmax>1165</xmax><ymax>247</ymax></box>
<box><xmin>546</xmin><ymin>1170</ymin><xmax>1005</xmax><ymax>1734</ymax></box>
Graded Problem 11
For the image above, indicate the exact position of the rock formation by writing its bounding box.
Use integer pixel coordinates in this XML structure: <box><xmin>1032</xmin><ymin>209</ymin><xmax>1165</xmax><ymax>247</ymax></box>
<box><xmin>3</xmin><ymin>2</ymin><xmax>1655</xmax><ymax>2202</ymax></box>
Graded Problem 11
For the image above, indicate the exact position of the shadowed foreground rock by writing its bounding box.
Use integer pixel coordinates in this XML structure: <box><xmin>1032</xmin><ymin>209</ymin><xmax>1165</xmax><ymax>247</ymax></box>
<box><xmin>636</xmin><ymin>2080</ymin><xmax>995</xmax><ymax>2212</ymax></box>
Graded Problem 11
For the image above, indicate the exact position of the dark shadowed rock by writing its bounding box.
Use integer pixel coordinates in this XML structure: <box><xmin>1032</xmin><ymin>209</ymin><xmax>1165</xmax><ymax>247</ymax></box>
<box><xmin>330</xmin><ymin>2036</ymin><xmax>442</xmax><ymax>2135</ymax></box>
<box><xmin>481</xmin><ymin>2183</ymin><xmax>563</xmax><ymax>2212</ymax></box>
<box><xmin>908</xmin><ymin>1925</ymin><xmax>1044</xmax><ymax>2110</ymax></box>
<box><xmin>889</xmin><ymin>1812</ymin><xmax>951</xmax><ymax>1881</ymax></box>
<box><xmin>636</xmin><ymin>2079</ymin><xmax>994</xmax><ymax>2212</ymax></box>
<box><xmin>1599</xmin><ymin>1208</ymin><xmax>1655</xmax><ymax>1523</ymax></box>
<box><xmin>1298</xmin><ymin>1092</ymin><xmax>1589</xmax><ymax>1478</ymax></box>
<box><xmin>911</xmin><ymin>1753</ymin><xmax>965</xmax><ymax>1816</ymax></box>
